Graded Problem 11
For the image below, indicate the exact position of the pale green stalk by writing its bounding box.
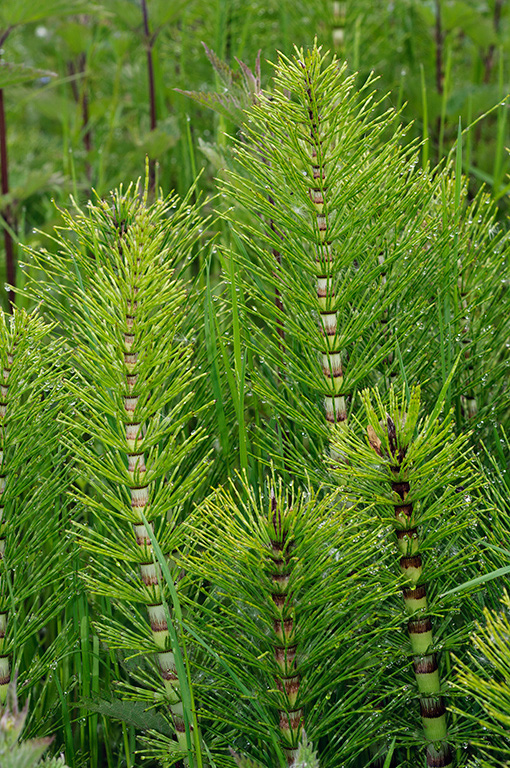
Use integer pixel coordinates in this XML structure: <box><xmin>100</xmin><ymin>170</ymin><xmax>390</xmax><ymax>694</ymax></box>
<box><xmin>303</xmin><ymin>57</ymin><xmax>348</xmax><ymax>443</ymax></box>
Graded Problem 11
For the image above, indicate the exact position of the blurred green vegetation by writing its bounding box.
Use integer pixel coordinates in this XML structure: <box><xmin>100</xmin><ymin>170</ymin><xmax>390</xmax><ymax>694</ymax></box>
<box><xmin>0</xmin><ymin>0</ymin><xmax>508</xmax><ymax>310</ymax></box>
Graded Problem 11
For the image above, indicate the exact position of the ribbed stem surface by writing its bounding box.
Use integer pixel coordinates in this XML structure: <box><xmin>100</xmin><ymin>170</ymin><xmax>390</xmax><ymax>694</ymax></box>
<box><xmin>304</xmin><ymin>68</ymin><xmax>347</xmax><ymax>451</ymax></box>
<box><xmin>393</xmin><ymin>476</ymin><xmax>452</xmax><ymax>768</ymax></box>
<box><xmin>123</xmin><ymin>290</ymin><xmax>186</xmax><ymax>748</ymax></box>
<box><xmin>270</xmin><ymin>495</ymin><xmax>303</xmax><ymax>765</ymax></box>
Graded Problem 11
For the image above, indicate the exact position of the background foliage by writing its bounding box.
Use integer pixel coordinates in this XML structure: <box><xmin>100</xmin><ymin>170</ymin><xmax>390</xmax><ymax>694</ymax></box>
<box><xmin>1</xmin><ymin>0</ymin><xmax>508</xmax><ymax>304</ymax></box>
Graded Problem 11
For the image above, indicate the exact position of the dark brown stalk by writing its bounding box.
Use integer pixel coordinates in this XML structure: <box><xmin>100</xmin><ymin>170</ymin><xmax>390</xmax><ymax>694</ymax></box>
<box><xmin>0</xmin><ymin>29</ymin><xmax>13</xmax><ymax>49</ymax></box>
<box><xmin>0</xmin><ymin>27</ymin><xmax>16</xmax><ymax>310</ymax></box>
<box><xmin>378</xmin><ymin>251</ymin><xmax>397</xmax><ymax>386</ymax></box>
<box><xmin>141</xmin><ymin>0</ymin><xmax>157</xmax><ymax>191</ymax></box>
<box><xmin>474</xmin><ymin>0</ymin><xmax>504</xmax><ymax>150</ymax></box>
<box><xmin>0</xmin><ymin>89</ymin><xmax>15</xmax><ymax>310</ymax></box>
<box><xmin>0</xmin><ymin>344</ymin><xmax>13</xmax><ymax>700</ymax></box>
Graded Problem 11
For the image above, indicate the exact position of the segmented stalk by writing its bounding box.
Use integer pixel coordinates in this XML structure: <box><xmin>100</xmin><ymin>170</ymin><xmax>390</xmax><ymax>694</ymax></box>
<box><xmin>393</xmin><ymin>478</ymin><xmax>451</xmax><ymax>767</ymax></box>
<box><xmin>269</xmin><ymin>492</ymin><xmax>303</xmax><ymax>765</ymax></box>
<box><xmin>23</xmin><ymin>180</ymin><xmax>207</xmax><ymax>763</ymax></box>
<box><xmin>368</xmin><ymin>415</ymin><xmax>452</xmax><ymax>768</ymax></box>
<box><xmin>122</xmin><ymin>283</ymin><xmax>186</xmax><ymax>749</ymax></box>
<box><xmin>304</xmin><ymin>66</ymin><xmax>348</xmax><ymax>445</ymax></box>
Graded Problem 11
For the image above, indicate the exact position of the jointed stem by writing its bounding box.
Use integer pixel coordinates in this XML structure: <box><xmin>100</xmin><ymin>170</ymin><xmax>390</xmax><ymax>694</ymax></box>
<box><xmin>270</xmin><ymin>492</ymin><xmax>303</xmax><ymax>765</ymax></box>
<box><xmin>122</xmin><ymin>271</ymin><xmax>186</xmax><ymax>749</ymax></box>
<box><xmin>364</xmin><ymin>398</ymin><xmax>455</xmax><ymax>767</ymax></box>
<box><xmin>387</xmin><ymin>427</ymin><xmax>452</xmax><ymax>767</ymax></box>
<box><xmin>302</xmin><ymin>66</ymin><xmax>347</xmax><ymax>451</ymax></box>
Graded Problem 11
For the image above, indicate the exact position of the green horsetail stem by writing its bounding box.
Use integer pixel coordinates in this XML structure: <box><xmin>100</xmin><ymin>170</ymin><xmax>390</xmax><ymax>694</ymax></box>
<box><xmin>368</xmin><ymin>416</ymin><xmax>452</xmax><ymax>768</ymax></box>
<box><xmin>329</xmin><ymin>383</ymin><xmax>474</xmax><ymax>765</ymax></box>
<box><xmin>227</xmin><ymin>43</ymin><xmax>444</xmax><ymax>483</ymax></box>
<box><xmin>269</xmin><ymin>491</ymin><xmax>303</xmax><ymax>765</ymax></box>
<box><xmin>302</xmin><ymin>62</ymin><xmax>348</xmax><ymax>447</ymax></box>
<box><xmin>121</xmin><ymin>276</ymin><xmax>187</xmax><ymax>750</ymax></box>
<box><xmin>23</xmin><ymin>179</ymin><xmax>207</xmax><ymax>765</ymax></box>
<box><xmin>186</xmin><ymin>474</ymin><xmax>394</xmax><ymax>766</ymax></box>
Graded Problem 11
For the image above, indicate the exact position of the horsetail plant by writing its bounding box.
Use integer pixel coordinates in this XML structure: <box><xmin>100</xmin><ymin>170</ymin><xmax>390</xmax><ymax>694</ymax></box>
<box><xmin>400</xmin><ymin>164</ymin><xmax>510</xmax><ymax>442</ymax></box>
<box><xmin>0</xmin><ymin>308</ymin><xmax>69</xmax><ymax>705</ymax></box>
<box><xmin>183</xmin><ymin>474</ymin><xmax>396</xmax><ymax>767</ymax></box>
<box><xmin>23</xmin><ymin>177</ymin><xmax>210</xmax><ymax>762</ymax></box>
<box><xmin>330</xmin><ymin>384</ymin><xmax>480</xmax><ymax>767</ymax></box>
<box><xmin>192</xmin><ymin>40</ymin><xmax>510</xmax><ymax>482</ymax></box>
<box><xmin>222</xmin><ymin>42</ymin><xmax>452</xmax><ymax>475</ymax></box>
